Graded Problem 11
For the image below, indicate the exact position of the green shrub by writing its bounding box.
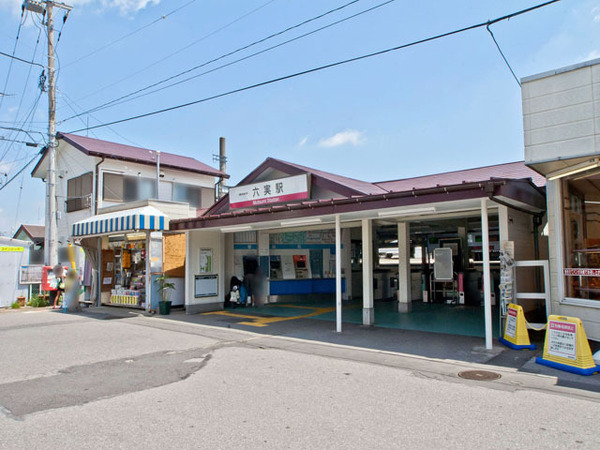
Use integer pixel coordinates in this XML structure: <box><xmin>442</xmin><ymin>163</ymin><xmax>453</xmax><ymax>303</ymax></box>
<box><xmin>10</xmin><ymin>301</ymin><xmax>21</xmax><ymax>309</ymax></box>
<box><xmin>27</xmin><ymin>295</ymin><xmax>49</xmax><ymax>308</ymax></box>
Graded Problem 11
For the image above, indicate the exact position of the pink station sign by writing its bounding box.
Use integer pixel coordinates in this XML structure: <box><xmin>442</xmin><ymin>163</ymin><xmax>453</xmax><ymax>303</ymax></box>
<box><xmin>229</xmin><ymin>174</ymin><xmax>310</xmax><ymax>209</ymax></box>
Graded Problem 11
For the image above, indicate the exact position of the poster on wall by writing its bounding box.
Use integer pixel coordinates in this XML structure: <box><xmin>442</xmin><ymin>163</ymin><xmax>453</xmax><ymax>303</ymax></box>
<box><xmin>199</xmin><ymin>248</ymin><xmax>213</xmax><ymax>273</ymax></box>
<box><xmin>149</xmin><ymin>232</ymin><xmax>163</xmax><ymax>274</ymax></box>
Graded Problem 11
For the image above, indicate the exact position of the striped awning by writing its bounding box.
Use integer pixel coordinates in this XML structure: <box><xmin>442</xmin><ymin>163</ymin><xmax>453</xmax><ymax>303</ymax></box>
<box><xmin>72</xmin><ymin>206</ymin><xmax>169</xmax><ymax>237</ymax></box>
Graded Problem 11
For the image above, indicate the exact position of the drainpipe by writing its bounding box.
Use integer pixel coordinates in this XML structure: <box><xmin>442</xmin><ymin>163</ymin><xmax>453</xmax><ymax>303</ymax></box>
<box><xmin>94</xmin><ymin>156</ymin><xmax>105</xmax><ymax>215</ymax></box>
<box><xmin>94</xmin><ymin>156</ymin><xmax>104</xmax><ymax>307</ymax></box>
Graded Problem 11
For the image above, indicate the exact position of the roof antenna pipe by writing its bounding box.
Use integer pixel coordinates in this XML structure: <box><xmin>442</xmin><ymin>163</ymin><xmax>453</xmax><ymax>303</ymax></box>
<box><xmin>215</xmin><ymin>137</ymin><xmax>227</xmax><ymax>200</ymax></box>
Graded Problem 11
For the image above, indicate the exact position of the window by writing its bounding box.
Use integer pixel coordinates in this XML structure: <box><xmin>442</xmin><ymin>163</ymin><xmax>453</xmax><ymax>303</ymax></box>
<box><xmin>66</xmin><ymin>172</ymin><xmax>92</xmax><ymax>212</ymax></box>
<box><xmin>103</xmin><ymin>173</ymin><xmax>123</xmax><ymax>202</ymax></box>
<box><xmin>103</xmin><ymin>173</ymin><xmax>156</xmax><ymax>203</ymax></box>
<box><xmin>173</xmin><ymin>183</ymin><xmax>202</xmax><ymax>208</ymax></box>
<box><xmin>563</xmin><ymin>170</ymin><xmax>600</xmax><ymax>301</ymax></box>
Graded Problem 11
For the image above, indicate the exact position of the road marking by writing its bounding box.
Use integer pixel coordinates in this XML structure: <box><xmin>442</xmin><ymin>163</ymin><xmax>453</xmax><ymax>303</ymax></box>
<box><xmin>203</xmin><ymin>305</ymin><xmax>335</xmax><ymax>327</ymax></box>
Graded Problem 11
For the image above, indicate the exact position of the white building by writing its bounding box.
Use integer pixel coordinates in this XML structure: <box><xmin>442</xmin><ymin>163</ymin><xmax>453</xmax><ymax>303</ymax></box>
<box><xmin>522</xmin><ymin>57</ymin><xmax>600</xmax><ymax>340</ymax></box>
<box><xmin>31</xmin><ymin>133</ymin><xmax>227</xmax><ymax>310</ymax></box>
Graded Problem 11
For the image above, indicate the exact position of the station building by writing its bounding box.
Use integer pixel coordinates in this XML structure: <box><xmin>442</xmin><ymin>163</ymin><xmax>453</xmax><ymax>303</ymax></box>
<box><xmin>171</xmin><ymin>157</ymin><xmax>547</xmax><ymax>348</ymax></box>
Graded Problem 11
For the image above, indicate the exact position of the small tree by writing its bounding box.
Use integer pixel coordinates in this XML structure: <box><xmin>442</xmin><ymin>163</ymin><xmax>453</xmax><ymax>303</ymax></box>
<box><xmin>155</xmin><ymin>273</ymin><xmax>175</xmax><ymax>303</ymax></box>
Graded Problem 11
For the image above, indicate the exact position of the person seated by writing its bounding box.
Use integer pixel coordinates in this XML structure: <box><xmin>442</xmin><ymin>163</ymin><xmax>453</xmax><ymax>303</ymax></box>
<box><xmin>229</xmin><ymin>285</ymin><xmax>241</xmax><ymax>308</ymax></box>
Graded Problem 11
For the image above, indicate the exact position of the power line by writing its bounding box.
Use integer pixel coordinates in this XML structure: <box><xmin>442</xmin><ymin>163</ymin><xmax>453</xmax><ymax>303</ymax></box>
<box><xmin>486</xmin><ymin>24</ymin><xmax>521</xmax><ymax>87</ymax></box>
<box><xmin>74</xmin><ymin>0</ymin><xmax>281</xmax><ymax>102</ymax></box>
<box><xmin>0</xmin><ymin>150</ymin><xmax>41</xmax><ymax>193</ymax></box>
<box><xmin>0</xmin><ymin>49</ymin><xmax>45</xmax><ymax>68</ymax></box>
<box><xmin>0</xmin><ymin>7</ymin><xmax>26</xmax><ymax>112</ymax></box>
<box><xmin>61</xmin><ymin>0</ymin><xmax>371</xmax><ymax>122</ymax></box>
<box><xmin>0</xmin><ymin>26</ymin><xmax>44</xmax><ymax>159</ymax></box>
<box><xmin>67</xmin><ymin>0</ymin><xmax>562</xmax><ymax>135</ymax></box>
<box><xmin>62</xmin><ymin>0</ymin><xmax>200</xmax><ymax>69</ymax></box>
<box><xmin>70</xmin><ymin>0</ymin><xmax>395</xmax><ymax>120</ymax></box>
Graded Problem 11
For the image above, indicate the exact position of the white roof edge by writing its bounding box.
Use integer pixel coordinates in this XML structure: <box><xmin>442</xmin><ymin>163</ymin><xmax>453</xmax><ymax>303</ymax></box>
<box><xmin>521</xmin><ymin>57</ymin><xmax>600</xmax><ymax>83</ymax></box>
<box><xmin>73</xmin><ymin>206</ymin><xmax>168</xmax><ymax>226</ymax></box>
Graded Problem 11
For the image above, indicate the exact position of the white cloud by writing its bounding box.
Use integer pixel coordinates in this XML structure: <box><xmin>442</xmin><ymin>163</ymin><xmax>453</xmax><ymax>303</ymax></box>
<box><xmin>0</xmin><ymin>0</ymin><xmax>159</xmax><ymax>16</ymax></box>
<box><xmin>587</xmin><ymin>49</ymin><xmax>600</xmax><ymax>60</ymax></box>
<box><xmin>0</xmin><ymin>161</ymin><xmax>15</xmax><ymax>174</ymax></box>
<box><xmin>101</xmin><ymin>0</ymin><xmax>160</xmax><ymax>15</ymax></box>
<box><xmin>318</xmin><ymin>130</ymin><xmax>365</xmax><ymax>148</ymax></box>
<box><xmin>297</xmin><ymin>136</ymin><xmax>308</xmax><ymax>147</ymax></box>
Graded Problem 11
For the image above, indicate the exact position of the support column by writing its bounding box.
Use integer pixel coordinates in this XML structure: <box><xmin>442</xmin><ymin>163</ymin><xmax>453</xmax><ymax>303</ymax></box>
<box><xmin>362</xmin><ymin>219</ymin><xmax>374</xmax><ymax>326</ymax></box>
<box><xmin>397</xmin><ymin>222</ymin><xmax>412</xmax><ymax>313</ymax></box>
<box><xmin>481</xmin><ymin>198</ymin><xmax>493</xmax><ymax>350</ymax></box>
<box><xmin>335</xmin><ymin>214</ymin><xmax>342</xmax><ymax>333</ymax></box>
<box><xmin>341</xmin><ymin>228</ymin><xmax>352</xmax><ymax>301</ymax></box>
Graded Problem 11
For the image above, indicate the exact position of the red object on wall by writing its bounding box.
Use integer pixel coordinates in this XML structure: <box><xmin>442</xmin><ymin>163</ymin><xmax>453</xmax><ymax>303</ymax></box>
<box><xmin>41</xmin><ymin>265</ymin><xmax>68</xmax><ymax>291</ymax></box>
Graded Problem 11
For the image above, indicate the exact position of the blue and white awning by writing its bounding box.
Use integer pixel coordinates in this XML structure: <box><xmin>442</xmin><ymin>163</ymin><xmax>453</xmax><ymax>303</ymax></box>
<box><xmin>72</xmin><ymin>206</ymin><xmax>169</xmax><ymax>237</ymax></box>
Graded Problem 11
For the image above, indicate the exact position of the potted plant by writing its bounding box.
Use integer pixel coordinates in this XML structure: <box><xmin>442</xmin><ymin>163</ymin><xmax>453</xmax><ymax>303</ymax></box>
<box><xmin>155</xmin><ymin>273</ymin><xmax>175</xmax><ymax>315</ymax></box>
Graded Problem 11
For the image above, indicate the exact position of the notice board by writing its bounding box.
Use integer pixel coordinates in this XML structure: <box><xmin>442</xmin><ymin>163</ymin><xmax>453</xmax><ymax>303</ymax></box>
<box><xmin>195</xmin><ymin>274</ymin><xmax>218</xmax><ymax>298</ymax></box>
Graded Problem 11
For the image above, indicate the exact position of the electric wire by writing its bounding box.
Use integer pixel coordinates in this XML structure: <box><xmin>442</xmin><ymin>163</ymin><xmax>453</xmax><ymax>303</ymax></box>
<box><xmin>0</xmin><ymin>7</ymin><xmax>26</xmax><ymax>112</ymax></box>
<box><xmin>61</xmin><ymin>0</ymin><xmax>378</xmax><ymax>122</ymax></box>
<box><xmin>0</xmin><ymin>150</ymin><xmax>41</xmax><ymax>192</ymax></box>
<box><xmin>67</xmin><ymin>0</ymin><xmax>562</xmax><ymax>134</ymax></box>
<box><xmin>486</xmin><ymin>24</ymin><xmax>521</xmax><ymax>87</ymax></box>
<box><xmin>0</xmin><ymin>26</ymin><xmax>44</xmax><ymax>157</ymax></box>
<box><xmin>0</xmin><ymin>49</ymin><xmax>45</xmax><ymax>69</ymax></box>
<box><xmin>62</xmin><ymin>0</ymin><xmax>201</xmax><ymax>69</ymax></box>
<box><xmin>74</xmin><ymin>0</ymin><xmax>281</xmax><ymax>102</ymax></box>
<box><xmin>59</xmin><ymin>90</ymin><xmax>144</xmax><ymax>147</ymax></box>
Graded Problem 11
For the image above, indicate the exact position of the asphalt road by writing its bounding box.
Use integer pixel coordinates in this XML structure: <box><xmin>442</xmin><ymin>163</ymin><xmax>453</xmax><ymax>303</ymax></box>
<box><xmin>1</xmin><ymin>309</ymin><xmax>599</xmax><ymax>449</ymax></box>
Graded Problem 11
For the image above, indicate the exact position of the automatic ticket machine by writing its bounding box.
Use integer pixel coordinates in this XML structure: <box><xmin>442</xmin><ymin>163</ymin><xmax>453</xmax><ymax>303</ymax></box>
<box><xmin>293</xmin><ymin>255</ymin><xmax>309</xmax><ymax>279</ymax></box>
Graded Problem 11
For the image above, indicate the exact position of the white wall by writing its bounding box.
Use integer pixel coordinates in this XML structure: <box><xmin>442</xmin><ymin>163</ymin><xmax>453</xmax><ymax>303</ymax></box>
<box><xmin>523</xmin><ymin>59</ymin><xmax>600</xmax><ymax>164</ymax></box>
<box><xmin>186</xmin><ymin>230</ymin><xmax>225</xmax><ymax>313</ymax></box>
<box><xmin>46</xmin><ymin>140</ymin><xmax>215</xmax><ymax>264</ymax></box>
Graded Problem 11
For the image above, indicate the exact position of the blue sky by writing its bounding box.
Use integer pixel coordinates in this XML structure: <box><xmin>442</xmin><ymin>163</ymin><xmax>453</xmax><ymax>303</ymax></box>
<box><xmin>0</xmin><ymin>0</ymin><xmax>599</xmax><ymax>235</ymax></box>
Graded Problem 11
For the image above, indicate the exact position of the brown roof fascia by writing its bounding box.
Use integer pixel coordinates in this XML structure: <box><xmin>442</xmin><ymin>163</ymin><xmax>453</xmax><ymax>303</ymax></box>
<box><xmin>57</xmin><ymin>133</ymin><xmax>229</xmax><ymax>178</ymax></box>
<box><xmin>171</xmin><ymin>179</ymin><xmax>529</xmax><ymax>231</ymax></box>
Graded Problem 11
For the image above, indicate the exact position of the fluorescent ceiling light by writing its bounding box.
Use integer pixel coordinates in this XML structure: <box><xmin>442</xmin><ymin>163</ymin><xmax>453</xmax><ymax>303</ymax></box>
<box><xmin>221</xmin><ymin>225</ymin><xmax>252</xmax><ymax>233</ymax></box>
<box><xmin>547</xmin><ymin>159</ymin><xmax>600</xmax><ymax>181</ymax></box>
<box><xmin>280</xmin><ymin>217</ymin><xmax>322</xmax><ymax>226</ymax></box>
<box><xmin>378</xmin><ymin>207</ymin><xmax>437</xmax><ymax>218</ymax></box>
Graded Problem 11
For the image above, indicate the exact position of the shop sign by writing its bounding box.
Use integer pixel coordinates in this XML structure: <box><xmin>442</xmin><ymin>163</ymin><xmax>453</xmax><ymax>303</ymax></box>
<box><xmin>505</xmin><ymin>307</ymin><xmax>517</xmax><ymax>339</ymax></box>
<box><xmin>563</xmin><ymin>268</ymin><xmax>600</xmax><ymax>277</ymax></box>
<box><xmin>0</xmin><ymin>246</ymin><xmax>24</xmax><ymax>252</ymax></box>
<box><xmin>229</xmin><ymin>174</ymin><xmax>309</xmax><ymax>209</ymax></box>
<box><xmin>547</xmin><ymin>320</ymin><xmax>577</xmax><ymax>360</ymax></box>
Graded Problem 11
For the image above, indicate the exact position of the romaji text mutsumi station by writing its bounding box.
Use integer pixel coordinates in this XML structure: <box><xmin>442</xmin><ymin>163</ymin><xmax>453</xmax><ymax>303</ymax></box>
<box><xmin>171</xmin><ymin>157</ymin><xmax>547</xmax><ymax>348</ymax></box>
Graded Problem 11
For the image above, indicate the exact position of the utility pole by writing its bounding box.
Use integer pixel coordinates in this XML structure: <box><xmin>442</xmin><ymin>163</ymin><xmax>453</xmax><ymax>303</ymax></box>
<box><xmin>213</xmin><ymin>137</ymin><xmax>227</xmax><ymax>200</ymax></box>
<box><xmin>23</xmin><ymin>1</ymin><xmax>72</xmax><ymax>266</ymax></box>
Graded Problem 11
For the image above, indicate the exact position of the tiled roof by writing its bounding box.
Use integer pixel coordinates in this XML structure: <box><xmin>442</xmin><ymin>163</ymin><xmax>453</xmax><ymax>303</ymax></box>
<box><xmin>375</xmin><ymin>161</ymin><xmax>546</xmax><ymax>192</ymax></box>
<box><xmin>268</xmin><ymin>158</ymin><xmax>388</xmax><ymax>195</ymax></box>
<box><xmin>56</xmin><ymin>133</ymin><xmax>228</xmax><ymax>178</ymax></box>
<box><xmin>13</xmin><ymin>224</ymin><xmax>45</xmax><ymax>240</ymax></box>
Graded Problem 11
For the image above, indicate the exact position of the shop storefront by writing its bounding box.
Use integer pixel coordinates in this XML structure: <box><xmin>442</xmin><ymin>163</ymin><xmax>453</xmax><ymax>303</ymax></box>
<box><xmin>72</xmin><ymin>202</ymin><xmax>188</xmax><ymax>311</ymax></box>
<box><xmin>522</xmin><ymin>57</ymin><xmax>600</xmax><ymax>340</ymax></box>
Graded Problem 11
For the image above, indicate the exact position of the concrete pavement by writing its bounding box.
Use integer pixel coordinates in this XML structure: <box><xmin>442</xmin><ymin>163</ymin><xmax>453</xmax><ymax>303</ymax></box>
<box><xmin>1</xmin><ymin>308</ymin><xmax>599</xmax><ymax>449</ymax></box>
